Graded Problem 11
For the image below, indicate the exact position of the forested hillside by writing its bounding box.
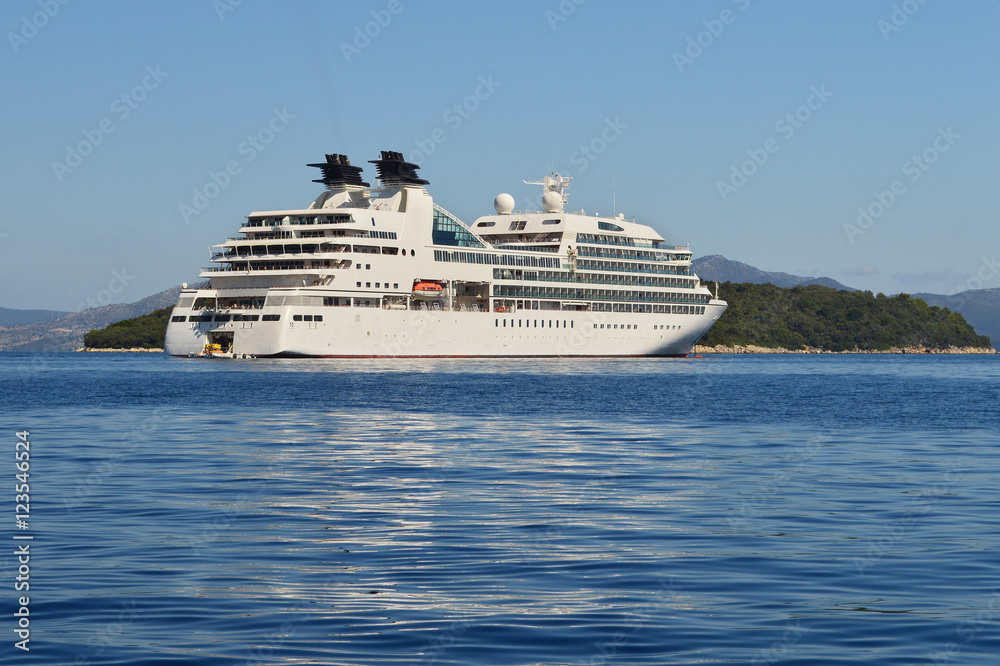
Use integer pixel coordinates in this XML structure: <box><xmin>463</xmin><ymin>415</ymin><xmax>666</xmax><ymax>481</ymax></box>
<box><xmin>83</xmin><ymin>307</ymin><xmax>173</xmax><ymax>349</ymax></box>
<box><xmin>700</xmin><ymin>283</ymin><xmax>990</xmax><ymax>351</ymax></box>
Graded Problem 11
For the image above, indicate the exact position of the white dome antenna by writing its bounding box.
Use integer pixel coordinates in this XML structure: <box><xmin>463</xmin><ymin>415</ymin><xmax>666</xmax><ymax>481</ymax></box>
<box><xmin>494</xmin><ymin>193</ymin><xmax>515</xmax><ymax>214</ymax></box>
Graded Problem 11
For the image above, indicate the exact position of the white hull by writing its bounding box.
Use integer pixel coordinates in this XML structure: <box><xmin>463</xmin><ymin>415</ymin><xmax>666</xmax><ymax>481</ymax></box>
<box><xmin>166</xmin><ymin>302</ymin><xmax>727</xmax><ymax>358</ymax></box>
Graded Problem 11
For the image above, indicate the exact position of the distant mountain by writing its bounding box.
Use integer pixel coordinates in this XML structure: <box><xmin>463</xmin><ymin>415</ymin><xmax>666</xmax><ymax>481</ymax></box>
<box><xmin>915</xmin><ymin>288</ymin><xmax>1000</xmax><ymax>350</ymax></box>
<box><xmin>0</xmin><ymin>306</ymin><xmax>71</xmax><ymax>327</ymax></box>
<box><xmin>692</xmin><ymin>255</ymin><xmax>855</xmax><ymax>291</ymax></box>
<box><xmin>0</xmin><ymin>286</ymin><xmax>182</xmax><ymax>351</ymax></box>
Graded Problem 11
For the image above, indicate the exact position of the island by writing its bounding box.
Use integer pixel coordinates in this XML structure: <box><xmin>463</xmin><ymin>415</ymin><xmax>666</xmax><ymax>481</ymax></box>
<box><xmin>697</xmin><ymin>283</ymin><xmax>993</xmax><ymax>353</ymax></box>
<box><xmin>82</xmin><ymin>306</ymin><xmax>173</xmax><ymax>352</ymax></box>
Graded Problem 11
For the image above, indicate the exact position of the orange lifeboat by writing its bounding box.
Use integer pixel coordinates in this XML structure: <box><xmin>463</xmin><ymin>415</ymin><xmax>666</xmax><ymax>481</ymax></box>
<box><xmin>412</xmin><ymin>281</ymin><xmax>444</xmax><ymax>297</ymax></box>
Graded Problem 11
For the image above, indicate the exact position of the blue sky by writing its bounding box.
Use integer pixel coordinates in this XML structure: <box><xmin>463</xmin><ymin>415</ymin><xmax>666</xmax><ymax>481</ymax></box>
<box><xmin>3</xmin><ymin>0</ymin><xmax>998</xmax><ymax>311</ymax></box>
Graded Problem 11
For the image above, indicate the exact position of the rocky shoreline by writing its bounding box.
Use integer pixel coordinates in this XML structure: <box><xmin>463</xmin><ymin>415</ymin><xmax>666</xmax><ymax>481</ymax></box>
<box><xmin>693</xmin><ymin>344</ymin><xmax>996</xmax><ymax>355</ymax></box>
<box><xmin>77</xmin><ymin>347</ymin><xmax>164</xmax><ymax>353</ymax></box>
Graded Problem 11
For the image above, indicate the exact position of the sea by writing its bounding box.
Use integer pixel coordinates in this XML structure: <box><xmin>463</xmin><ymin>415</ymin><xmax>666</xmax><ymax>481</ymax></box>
<box><xmin>2</xmin><ymin>351</ymin><xmax>999</xmax><ymax>665</ymax></box>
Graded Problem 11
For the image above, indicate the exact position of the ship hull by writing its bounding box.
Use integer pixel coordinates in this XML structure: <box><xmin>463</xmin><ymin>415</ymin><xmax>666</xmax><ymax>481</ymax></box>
<box><xmin>165</xmin><ymin>301</ymin><xmax>727</xmax><ymax>358</ymax></box>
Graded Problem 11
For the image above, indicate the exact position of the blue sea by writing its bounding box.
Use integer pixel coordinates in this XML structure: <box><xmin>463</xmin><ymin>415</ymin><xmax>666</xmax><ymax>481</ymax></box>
<box><xmin>3</xmin><ymin>352</ymin><xmax>1000</xmax><ymax>665</ymax></box>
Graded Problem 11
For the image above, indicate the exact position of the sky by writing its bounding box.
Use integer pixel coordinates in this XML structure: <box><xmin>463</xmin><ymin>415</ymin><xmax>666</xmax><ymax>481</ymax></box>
<box><xmin>2</xmin><ymin>0</ymin><xmax>999</xmax><ymax>311</ymax></box>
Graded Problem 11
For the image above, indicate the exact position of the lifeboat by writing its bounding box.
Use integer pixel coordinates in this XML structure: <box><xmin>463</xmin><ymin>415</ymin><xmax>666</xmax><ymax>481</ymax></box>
<box><xmin>412</xmin><ymin>281</ymin><xmax>444</xmax><ymax>298</ymax></box>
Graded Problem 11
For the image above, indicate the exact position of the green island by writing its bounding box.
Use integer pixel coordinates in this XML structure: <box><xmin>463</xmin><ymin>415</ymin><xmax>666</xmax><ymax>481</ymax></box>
<box><xmin>83</xmin><ymin>306</ymin><xmax>174</xmax><ymax>350</ymax></box>
<box><xmin>81</xmin><ymin>284</ymin><xmax>993</xmax><ymax>353</ymax></box>
<box><xmin>699</xmin><ymin>283</ymin><xmax>991</xmax><ymax>352</ymax></box>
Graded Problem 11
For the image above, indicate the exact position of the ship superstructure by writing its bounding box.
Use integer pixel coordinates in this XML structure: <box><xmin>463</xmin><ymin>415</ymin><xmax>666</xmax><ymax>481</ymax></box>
<box><xmin>164</xmin><ymin>151</ymin><xmax>727</xmax><ymax>357</ymax></box>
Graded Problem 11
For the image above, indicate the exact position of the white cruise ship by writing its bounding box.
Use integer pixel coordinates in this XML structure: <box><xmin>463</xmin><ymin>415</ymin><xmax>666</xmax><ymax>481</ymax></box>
<box><xmin>164</xmin><ymin>151</ymin><xmax>727</xmax><ymax>357</ymax></box>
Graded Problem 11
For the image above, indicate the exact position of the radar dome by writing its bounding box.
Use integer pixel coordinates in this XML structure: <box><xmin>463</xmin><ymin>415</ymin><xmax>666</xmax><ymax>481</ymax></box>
<box><xmin>542</xmin><ymin>191</ymin><xmax>564</xmax><ymax>213</ymax></box>
<box><xmin>494</xmin><ymin>193</ymin><xmax>515</xmax><ymax>214</ymax></box>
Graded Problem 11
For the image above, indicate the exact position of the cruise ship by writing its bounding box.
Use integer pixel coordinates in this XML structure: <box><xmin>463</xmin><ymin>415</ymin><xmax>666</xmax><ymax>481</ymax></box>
<box><xmin>164</xmin><ymin>151</ymin><xmax>727</xmax><ymax>357</ymax></box>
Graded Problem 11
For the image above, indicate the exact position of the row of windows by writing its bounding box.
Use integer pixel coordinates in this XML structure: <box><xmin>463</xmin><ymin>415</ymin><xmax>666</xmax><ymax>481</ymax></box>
<box><xmin>224</xmin><ymin>243</ymin><xmax>399</xmax><ymax>257</ymax></box>
<box><xmin>245</xmin><ymin>214</ymin><xmax>352</xmax><ymax>227</ymax></box>
<box><xmin>589</xmin><ymin>303</ymin><xmax>705</xmax><ymax>314</ymax></box>
<box><xmin>575</xmin><ymin>258</ymin><xmax>692</xmax><ymax>277</ymax></box>
<box><xmin>493</xmin><ymin>285</ymin><xmax>711</xmax><ymax>305</ymax></box>
<box><xmin>356</xmin><ymin>281</ymin><xmax>399</xmax><ymax>289</ymax></box>
<box><xmin>577</xmin><ymin>232</ymin><xmax>659</xmax><ymax>250</ymax></box>
<box><xmin>577</xmin><ymin>246</ymin><xmax>691</xmax><ymax>263</ymax></box>
<box><xmin>494</xmin><ymin>268</ymin><xmax>697</xmax><ymax>289</ymax></box>
<box><xmin>497</xmin><ymin>318</ymin><xmax>574</xmax><ymax>329</ymax></box>
<box><xmin>174</xmin><ymin>313</ymin><xmax>280</xmax><ymax>323</ymax></box>
<box><xmin>291</xmin><ymin>314</ymin><xmax>323</xmax><ymax>321</ymax></box>
<box><xmin>492</xmin><ymin>318</ymin><xmax>698</xmax><ymax>331</ymax></box>
<box><xmin>434</xmin><ymin>249</ymin><xmax>561</xmax><ymax>268</ymax></box>
<box><xmin>476</xmin><ymin>219</ymin><xmax>561</xmax><ymax>228</ymax></box>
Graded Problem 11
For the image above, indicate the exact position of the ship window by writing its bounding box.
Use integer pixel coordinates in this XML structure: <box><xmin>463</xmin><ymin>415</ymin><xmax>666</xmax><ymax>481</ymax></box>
<box><xmin>357</xmin><ymin>264</ymin><xmax>362</xmax><ymax>269</ymax></box>
<box><xmin>244</xmin><ymin>315</ymin><xmax>259</xmax><ymax>321</ymax></box>
<box><xmin>571</xmin><ymin>321</ymin><xmax>574</xmax><ymax>328</ymax></box>
<box><xmin>214</xmin><ymin>314</ymin><xmax>231</xmax><ymax>322</ymax></box>
<box><xmin>495</xmin><ymin>319</ymin><xmax>498</xmax><ymax>327</ymax></box>
<box><xmin>433</xmin><ymin>207</ymin><xmax>485</xmax><ymax>248</ymax></box>
<box><xmin>534</xmin><ymin>320</ymin><xmax>537</xmax><ymax>327</ymax></box>
<box><xmin>503</xmin><ymin>320</ymin><xmax>506</xmax><ymax>327</ymax></box>
<box><xmin>518</xmin><ymin>320</ymin><xmax>522</xmax><ymax>327</ymax></box>
<box><xmin>393</xmin><ymin>283</ymin><xmax>398</xmax><ymax>289</ymax></box>
<box><xmin>304</xmin><ymin>315</ymin><xmax>314</xmax><ymax>322</ymax></box>
<box><xmin>543</xmin><ymin>219</ymin><xmax>561</xmax><ymax>225</ymax></box>
<box><xmin>262</xmin><ymin>314</ymin><xmax>280</xmax><ymax>321</ymax></box>
<box><xmin>356</xmin><ymin>282</ymin><xmax>361</xmax><ymax>287</ymax></box>
<box><xmin>411</xmin><ymin>249</ymin><xmax>415</xmax><ymax>256</ymax></box>
<box><xmin>375</xmin><ymin>283</ymin><xmax>380</xmax><ymax>288</ymax></box>
<box><xmin>293</xmin><ymin>315</ymin><xmax>303</xmax><ymax>321</ymax></box>
<box><xmin>366</xmin><ymin>264</ymin><xmax>371</xmax><ymax>270</ymax></box>
<box><xmin>366</xmin><ymin>282</ymin><xmax>371</xmax><ymax>288</ymax></box>
<box><xmin>171</xmin><ymin>315</ymin><xmax>186</xmax><ymax>322</ymax></box>
<box><xmin>477</xmin><ymin>221</ymin><xmax>495</xmax><ymax>227</ymax></box>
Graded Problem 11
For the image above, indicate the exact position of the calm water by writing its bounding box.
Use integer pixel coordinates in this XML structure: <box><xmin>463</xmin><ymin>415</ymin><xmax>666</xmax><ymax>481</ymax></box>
<box><xmin>2</xmin><ymin>352</ymin><xmax>1000</xmax><ymax>665</ymax></box>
